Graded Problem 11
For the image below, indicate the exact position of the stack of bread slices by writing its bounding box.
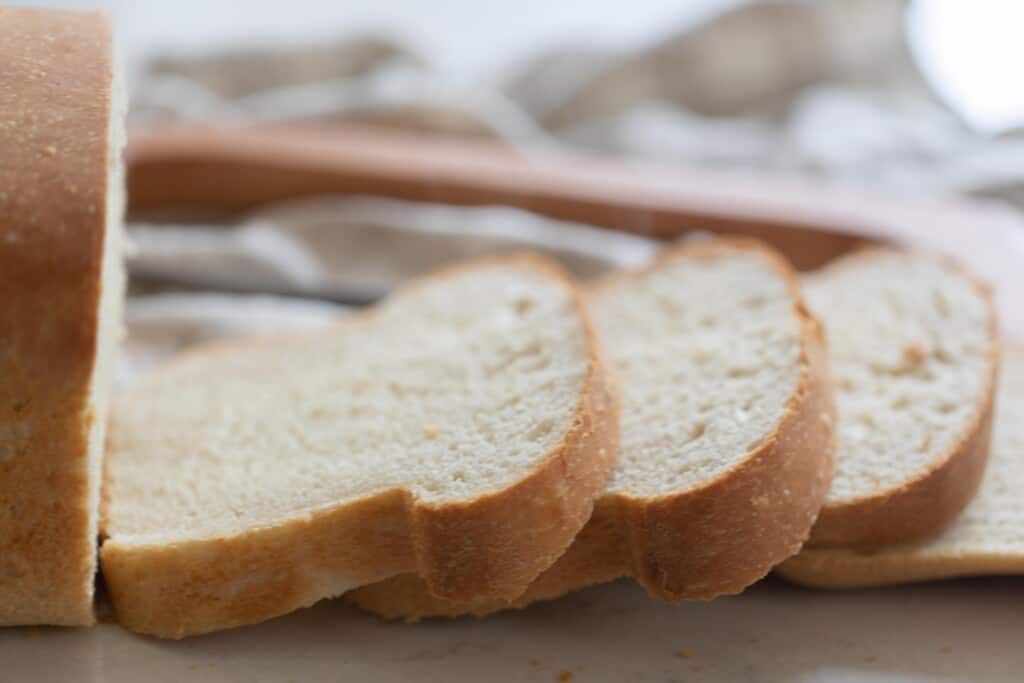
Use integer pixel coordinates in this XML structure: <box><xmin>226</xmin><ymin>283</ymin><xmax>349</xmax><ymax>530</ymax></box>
<box><xmin>1</xmin><ymin>6</ymin><xmax>1018</xmax><ymax>641</ymax></box>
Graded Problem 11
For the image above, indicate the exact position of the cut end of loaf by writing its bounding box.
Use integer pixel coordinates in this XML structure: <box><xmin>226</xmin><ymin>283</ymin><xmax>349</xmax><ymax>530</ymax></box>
<box><xmin>81</xmin><ymin>31</ymin><xmax>128</xmax><ymax>624</ymax></box>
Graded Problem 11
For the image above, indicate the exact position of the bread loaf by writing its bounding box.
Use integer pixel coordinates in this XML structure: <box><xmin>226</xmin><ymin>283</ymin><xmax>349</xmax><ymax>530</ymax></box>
<box><xmin>0</xmin><ymin>8</ymin><xmax>125</xmax><ymax>626</ymax></box>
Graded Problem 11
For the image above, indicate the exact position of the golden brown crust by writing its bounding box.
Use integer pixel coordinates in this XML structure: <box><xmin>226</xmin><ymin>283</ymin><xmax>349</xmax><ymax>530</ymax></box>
<box><xmin>805</xmin><ymin>248</ymin><xmax>1001</xmax><ymax>547</ymax></box>
<box><xmin>776</xmin><ymin>545</ymin><xmax>1024</xmax><ymax>589</ymax></box>
<box><xmin>100</xmin><ymin>255</ymin><xmax>619</xmax><ymax>638</ymax></box>
<box><xmin>0</xmin><ymin>8</ymin><xmax>114</xmax><ymax>626</ymax></box>
<box><xmin>347</xmin><ymin>238</ymin><xmax>838</xmax><ymax>619</ymax></box>
<box><xmin>347</xmin><ymin>499</ymin><xmax>629</xmax><ymax>620</ymax></box>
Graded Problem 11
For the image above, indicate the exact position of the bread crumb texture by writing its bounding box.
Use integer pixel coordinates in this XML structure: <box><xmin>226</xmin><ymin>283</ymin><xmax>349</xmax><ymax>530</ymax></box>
<box><xmin>105</xmin><ymin>264</ymin><xmax>590</xmax><ymax>544</ymax></box>
<box><xmin>804</xmin><ymin>251</ymin><xmax>992</xmax><ymax>503</ymax></box>
<box><xmin>599</xmin><ymin>251</ymin><xmax>800</xmax><ymax>496</ymax></box>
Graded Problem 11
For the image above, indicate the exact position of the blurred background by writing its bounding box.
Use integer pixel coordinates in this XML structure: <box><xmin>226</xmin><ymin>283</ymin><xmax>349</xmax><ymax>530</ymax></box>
<box><xmin>18</xmin><ymin>0</ymin><xmax>1024</xmax><ymax>187</ymax></box>
<box><xmin>10</xmin><ymin>0</ymin><xmax>1024</xmax><ymax>376</ymax></box>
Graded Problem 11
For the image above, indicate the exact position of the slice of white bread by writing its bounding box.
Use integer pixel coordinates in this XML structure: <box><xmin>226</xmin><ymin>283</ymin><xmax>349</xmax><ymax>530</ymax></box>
<box><xmin>802</xmin><ymin>249</ymin><xmax>999</xmax><ymax>547</ymax></box>
<box><xmin>778</xmin><ymin>344</ymin><xmax>1024</xmax><ymax>587</ymax></box>
<box><xmin>347</xmin><ymin>239</ymin><xmax>837</xmax><ymax>620</ymax></box>
<box><xmin>100</xmin><ymin>255</ymin><xmax>619</xmax><ymax>638</ymax></box>
<box><xmin>0</xmin><ymin>9</ymin><xmax>126</xmax><ymax>626</ymax></box>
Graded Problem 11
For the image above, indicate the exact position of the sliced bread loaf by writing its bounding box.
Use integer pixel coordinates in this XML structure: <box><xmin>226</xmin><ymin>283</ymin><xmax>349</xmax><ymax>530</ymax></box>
<box><xmin>778</xmin><ymin>344</ymin><xmax>1024</xmax><ymax>587</ymax></box>
<box><xmin>802</xmin><ymin>249</ymin><xmax>999</xmax><ymax>547</ymax></box>
<box><xmin>0</xmin><ymin>8</ymin><xmax>126</xmax><ymax>626</ymax></box>
<box><xmin>100</xmin><ymin>255</ymin><xmax>618</xmax><ymax>638</ymax></box>
<box><xmin>347</xmin><ymin>239</ymin><xmax>837</xmax><ymax>620</ymax></box>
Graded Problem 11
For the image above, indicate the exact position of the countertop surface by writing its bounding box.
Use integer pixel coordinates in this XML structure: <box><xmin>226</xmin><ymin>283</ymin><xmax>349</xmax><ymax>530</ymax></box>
<box><xmin>4</xmin><ymin>576</ymin><xmax>1022</xmax><ymax>682</ymax></box>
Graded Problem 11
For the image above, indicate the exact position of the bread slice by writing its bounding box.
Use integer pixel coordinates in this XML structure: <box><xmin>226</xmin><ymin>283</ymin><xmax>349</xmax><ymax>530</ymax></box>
<box><xmin>778</xmin><ymin>344</ymin><xmax>1024</xmax><ymax>587</ymax></box>
<box><xmin>100</xmin><ymin>255</ymin><xmax>618</xmax><ymax>638</ymax></box>
<box><xmin>347</xmin><ymin>239</ymin><xmax>837</xmax><ymax>620</ymax></box>
<box><xmin>0</xmin><ymin>9</ymin><xmax>126</xmax><ymax>626</ymax></box>
<box><xmin>802</xmin><ymin>249</ymin><xmax>999</xmax><ymax>547</ymax></box>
